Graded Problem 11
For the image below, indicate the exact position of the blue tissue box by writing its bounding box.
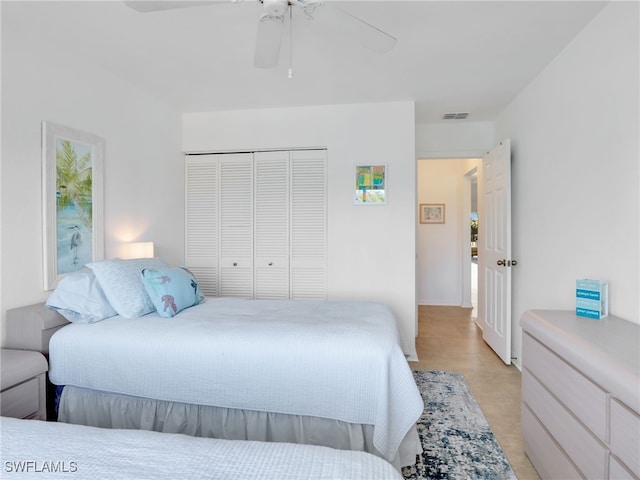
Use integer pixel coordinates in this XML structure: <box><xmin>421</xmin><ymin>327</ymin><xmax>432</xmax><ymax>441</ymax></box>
<box><xmin>576</xmin><ymin>279</ymin><xmax>608</xmax><ymax>319</ymax></box>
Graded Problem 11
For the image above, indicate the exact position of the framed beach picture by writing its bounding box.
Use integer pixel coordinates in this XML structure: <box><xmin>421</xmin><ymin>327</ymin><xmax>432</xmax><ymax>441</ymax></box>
<box><xmin>420</xmin><ymin>203</ymin><xmax>445</xmax><ymax>224</ymax></box>
<box><xmin>354</xmin><ymin>164</ymin><xmax>387</xmax><ymax>205</ymax></box>
<box><xmin>42</xmin><ymin>122</ymin><xmax>104</xmax><ymax>290</ymax></box>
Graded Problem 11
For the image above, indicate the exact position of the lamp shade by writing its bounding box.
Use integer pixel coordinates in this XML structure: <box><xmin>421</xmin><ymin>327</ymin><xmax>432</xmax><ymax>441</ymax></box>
<box><xmin>121</xmin><ymin>242</ymin><xmax>154</xmax><ymax>259</ymax></box>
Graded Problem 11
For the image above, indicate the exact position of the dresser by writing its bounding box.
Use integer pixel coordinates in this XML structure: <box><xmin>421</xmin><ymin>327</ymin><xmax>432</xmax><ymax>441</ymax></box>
<box><xmin>521</xmin><ymin>310</ymin><xmax>639</xmax><ymax>479</ymax></box>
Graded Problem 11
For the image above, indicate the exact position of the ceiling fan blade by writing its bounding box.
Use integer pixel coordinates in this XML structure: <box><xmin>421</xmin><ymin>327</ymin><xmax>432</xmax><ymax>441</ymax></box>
<box><xmin>254</xmin><ymin>14</ymin><xmax>285</xmax><ymax>68</ymax></box>
<box><xmin>302</xmin><ymin>2</ymin><xmax>397</xmax><ymax>54</ymax></box>
<box><xmin>124</xmin><ymin>1</ymin><xmax>229</xmax><ymax>13</ymax></box>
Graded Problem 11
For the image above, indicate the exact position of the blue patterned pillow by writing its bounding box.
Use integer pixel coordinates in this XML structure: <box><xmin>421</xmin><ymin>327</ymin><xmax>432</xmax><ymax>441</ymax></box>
<box><xmin>86</xmin><ymin>258</ymin><xmax>168</xmax><ymax>318</ymax></box>
<box><xmin>140</xmin><ymin>266</ymin><xmax>205</xmax><ymax>318</ymax></box>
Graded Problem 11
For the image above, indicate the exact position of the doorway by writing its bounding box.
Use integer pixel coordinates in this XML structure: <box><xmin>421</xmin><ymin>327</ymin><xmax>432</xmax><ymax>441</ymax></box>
<box><xmin>416</xmin><ymin>159</ymin><xmax>480</xmax><ymax>311</ymax></box>
<box><xmin>462</xmin><ymin>166</ymin><xmax>479</xmax><ymax>318</ymax></box>
<box><xmin>470</xmin><ymin>175</ymin><xmax>478</xmax><ymax>317</ymax></box>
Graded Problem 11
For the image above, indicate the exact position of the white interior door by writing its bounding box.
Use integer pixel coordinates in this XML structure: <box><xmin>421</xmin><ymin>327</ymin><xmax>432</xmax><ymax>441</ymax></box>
<box><xmin>254</xmin><ymin>151</ymin><xmax>290</xmax><ymax>299</ymax></box>
<box><xmin>480</xmin><ymin>139</ymin><xmax>513</xmax><ymax>364</ymax></box>
<box><xmin>185</xmin><ymin>154</ymin><xmax>219</xmax><ymax>296</ymax></box>
<box><xmin>290</xmin><ymin>150</ymin><xmax>327</xmax><ymax>299</ymax></box>
<box><xmin>219</xmin><ymin>153</ymin><xmax>254</xmax><ymax>298</ymax></box>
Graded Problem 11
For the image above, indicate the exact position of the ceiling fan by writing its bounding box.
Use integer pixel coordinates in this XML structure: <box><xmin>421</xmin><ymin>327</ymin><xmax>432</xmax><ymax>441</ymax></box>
<box><xmin>124</xmin><ymin>0</ymin><xmax>397</xmax><ymax>69</ymax></box>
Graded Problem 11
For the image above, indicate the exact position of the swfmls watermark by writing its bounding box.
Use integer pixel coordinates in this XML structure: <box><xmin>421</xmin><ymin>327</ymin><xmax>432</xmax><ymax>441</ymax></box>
<box><xmin>4</xmin><ymin>461</ymin><xmax>78</xmax><ymax>474</ymax></box>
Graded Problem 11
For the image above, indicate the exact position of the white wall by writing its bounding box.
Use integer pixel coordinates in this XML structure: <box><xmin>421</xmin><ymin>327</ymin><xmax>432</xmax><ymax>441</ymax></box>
<box><xmin>183</xmin><ymin>102</ymin><xmax>418</xmax><ymax>358</ymax></box>
<box><xmin>417</xmin><ymin>158</ymin><xmax>480</xmax><ymax>306</ymax></box>
<box><xmin>416</xmin><ymin>121</ymin><xmax>494</xmax><ymax>158</ymax></box>
<box><xmin>1</xmin><ymin>18</ymin><xmax>183</xmax><ymax>345</ymax></box>
<box><xmin>495</xmin><ymin>1</ymin><xmax>640</xmax><ymax>368</ymax></box>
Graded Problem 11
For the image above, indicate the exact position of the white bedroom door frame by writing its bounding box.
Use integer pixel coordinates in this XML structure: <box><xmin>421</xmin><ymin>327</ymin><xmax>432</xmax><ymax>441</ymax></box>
<box><xmin>479</xmin><ymin>139</ymin><xmax>513</xmax><ymax>365</ymax></box>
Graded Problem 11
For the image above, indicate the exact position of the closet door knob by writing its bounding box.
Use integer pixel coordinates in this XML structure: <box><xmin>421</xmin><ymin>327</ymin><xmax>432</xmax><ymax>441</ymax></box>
<box><xmin>497</xmin><ymin>259</ymin><xmax>506</xmax><ymax>266</ymax></box>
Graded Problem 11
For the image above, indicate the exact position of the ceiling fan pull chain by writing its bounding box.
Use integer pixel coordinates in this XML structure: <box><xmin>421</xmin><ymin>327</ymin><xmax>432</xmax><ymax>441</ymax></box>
<box><xmin>288</xmin><ymin>5</ymin><xmax>293</xmax><ymax>79</ymax></box>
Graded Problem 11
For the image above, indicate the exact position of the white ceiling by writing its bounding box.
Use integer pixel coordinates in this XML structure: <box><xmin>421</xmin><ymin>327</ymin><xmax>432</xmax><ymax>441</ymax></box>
<box><xmin>2</xmin><ymin>0</ymin><xmax>607</xmax><ymax>123</ymax></box>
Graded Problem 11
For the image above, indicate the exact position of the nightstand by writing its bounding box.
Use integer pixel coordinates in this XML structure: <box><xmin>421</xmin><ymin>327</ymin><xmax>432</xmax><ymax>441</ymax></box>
<box><xmin>5</xmin><ymin>303</ymin><xmax>70</xmax><ymax>419</ymax></box>
<box><xmin>1</xmin><ymin>349</ymin><xmax>48</xmax><ymax>420</ymax></box>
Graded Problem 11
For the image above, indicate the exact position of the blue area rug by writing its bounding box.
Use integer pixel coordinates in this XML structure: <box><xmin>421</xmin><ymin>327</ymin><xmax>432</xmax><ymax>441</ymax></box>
<box><xmin>402</xmin><ymin>370</ymin><xmax>517</xmax><ymax>480</ymax></box>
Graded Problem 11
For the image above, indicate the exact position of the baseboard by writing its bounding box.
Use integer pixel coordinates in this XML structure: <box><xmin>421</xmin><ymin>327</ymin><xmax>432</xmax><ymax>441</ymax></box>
<box><xmin>406</xmin><ymin>353</ymin><xmax>419</xmax><ymax>362</ymax></box>
<box><xmin>418</xmin><ymin>300</ymin><xmax>462</xmax><ymax>307</ymax></box>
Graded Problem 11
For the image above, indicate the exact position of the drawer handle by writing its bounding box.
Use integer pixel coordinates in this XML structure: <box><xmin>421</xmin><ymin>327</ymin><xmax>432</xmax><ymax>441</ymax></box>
<box><xmin>268</xmin><ymin>262</ymin><xmax>273</xmax><ymax>266</ymax></box>
<box><xmin>233</xmin><ymin>262</ymin><xmax>238</xmax><ymax>267</ymax></box>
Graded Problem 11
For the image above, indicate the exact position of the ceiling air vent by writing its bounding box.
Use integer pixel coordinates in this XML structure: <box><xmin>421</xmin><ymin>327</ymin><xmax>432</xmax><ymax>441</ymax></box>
<box><xmin>442</xmin><ymin>112</ymin><xmax>469</xmax><ymax>120</ymax></box>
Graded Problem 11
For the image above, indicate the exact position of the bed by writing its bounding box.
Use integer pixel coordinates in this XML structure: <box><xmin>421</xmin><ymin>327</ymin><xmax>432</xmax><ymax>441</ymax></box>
<box><xmin>7</xmin><ymin>259</ymin><xmax>423</xmax><ymax>469</ymax></box>
<box><xmin>0</xmin><ymin>417</ymin><xmax>404</xmax><ymax>479</ymax></box>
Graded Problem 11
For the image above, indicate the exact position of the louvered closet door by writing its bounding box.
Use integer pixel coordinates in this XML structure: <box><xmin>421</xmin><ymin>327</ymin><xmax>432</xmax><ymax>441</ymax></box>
<box><xmin>219</xmin><ymin>154</ymin><xmax>254</xmax><ymax>298</ymax></box>
<box><xmin>254</xmin><ymin>151</ymin><xmax>290</xmax><ymax>299</ymax></box>
<box><xmin>185</xmin><ymin>155</ymin><xmax>219</xmax><ymax>296</ymax></box>
<box><xmin>290</xmin><ymin>150</ymin><xmax>327</xmax><ymax>299</ymax></box>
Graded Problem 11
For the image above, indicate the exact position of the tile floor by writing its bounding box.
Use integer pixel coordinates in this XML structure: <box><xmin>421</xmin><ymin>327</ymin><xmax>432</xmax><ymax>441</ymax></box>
<box><xmin>409</xmin><ymin>305</ymin><xmax>540</xmax><ymax>480</ymax></box>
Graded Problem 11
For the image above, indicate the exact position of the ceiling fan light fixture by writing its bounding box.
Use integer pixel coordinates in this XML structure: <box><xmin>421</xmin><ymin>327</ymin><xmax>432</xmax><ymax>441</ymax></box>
<box><xmin>125</xmin><ymin>0</ymin><xmax>397</xmax><ymax>69</ymax></box>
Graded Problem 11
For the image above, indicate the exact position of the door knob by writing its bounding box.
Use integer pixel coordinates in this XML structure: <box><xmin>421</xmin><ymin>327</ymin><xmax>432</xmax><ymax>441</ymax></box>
<box><xmin>497</xmin><ymin>259</ymin><xmax>506</xmax><ymax>266</ymax></box>
<box><xmin>509</xmin><ymin>260</ymin><xmax>518</xmax><ymax>267</ymax></box>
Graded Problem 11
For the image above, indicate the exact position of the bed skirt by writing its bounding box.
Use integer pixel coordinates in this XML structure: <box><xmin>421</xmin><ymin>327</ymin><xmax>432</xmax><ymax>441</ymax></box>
<box><xmin>58</xmin><ymin>386</ymin><xmax>421</xmax><ymax>469</ymax></box>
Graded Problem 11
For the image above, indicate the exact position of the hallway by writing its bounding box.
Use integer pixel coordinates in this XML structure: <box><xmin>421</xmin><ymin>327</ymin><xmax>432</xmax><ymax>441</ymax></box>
<box><xmin>409</xmin><ymin>305</ymin><xmax>539</xmax><ymax>480</ymax></box>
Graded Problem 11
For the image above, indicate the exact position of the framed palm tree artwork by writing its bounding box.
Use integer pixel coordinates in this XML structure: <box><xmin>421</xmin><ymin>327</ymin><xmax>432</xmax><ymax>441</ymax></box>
<box><xmin>42</xmin><ymin>122</ymin><xmax>104</xmax><ymax>290</ymax></box>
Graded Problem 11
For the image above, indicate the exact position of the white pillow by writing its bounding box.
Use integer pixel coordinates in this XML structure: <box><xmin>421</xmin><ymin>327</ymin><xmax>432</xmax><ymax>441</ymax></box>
<box><xmin>86</xmin><ymin>258</ymin><xmax>168</xmax><ymax>318</ymax></box>
<box><xmin>46</xmin><ymin>268</ymin><xmax>117</xmax><ymax>323</ymax></box>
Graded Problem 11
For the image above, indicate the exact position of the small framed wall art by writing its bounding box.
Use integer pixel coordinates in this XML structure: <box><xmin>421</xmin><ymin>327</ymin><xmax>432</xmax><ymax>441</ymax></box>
<box><xmin>355</xmin><ymin>164</ymin><xmax>386</xmax><ymax>205</ymax></box>
<box><xmin>419</xmin><ymin>203</ymin><xmax>445</xmax><ymax>224</ymax></box>
<box><xmin>42</xmin><ymin>121</ymin><xmax>105</xmax><ymax>290</ymax></box>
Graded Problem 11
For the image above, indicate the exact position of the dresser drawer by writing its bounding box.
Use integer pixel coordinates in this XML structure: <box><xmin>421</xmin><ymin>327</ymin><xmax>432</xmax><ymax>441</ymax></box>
<box><xmin>1</xmin><ymin>377</ymin><xmax>40</xmax><ymax>419</ymax></box>
<box><xmin>523</xmin><ymin>333</ymin><xmax>607</xmax><ymax>441</ymax></box>
<box><xmin>610</xmin><ymin>399</ymin><xmax>640</xmax><ymax>478</ymax></box>
<box><xmin>522</xmin><ymin>404</ymin><xmax>582</xmax><ymax>480</ymax></box>
<box><xmin>523</xmin><ymin>368</ymin><xmax>608</xmax><ymax>479</ymax></box>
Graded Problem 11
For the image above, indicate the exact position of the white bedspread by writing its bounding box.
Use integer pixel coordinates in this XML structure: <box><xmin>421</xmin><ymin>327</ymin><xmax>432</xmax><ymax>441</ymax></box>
<box><xmin>0</xmin><ymin>417</ymin><xmax>403</xmax><ymax>479</ymax></box>
<box><xmin>48</xmin><ymin>298</ymin><xmax>423</xmax><ymax>462</ymax></box>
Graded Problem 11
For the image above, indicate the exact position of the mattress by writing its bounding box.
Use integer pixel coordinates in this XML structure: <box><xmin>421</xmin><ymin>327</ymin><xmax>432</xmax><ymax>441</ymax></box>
<box><xmin>48</xmin><ymin>298</ymin><xmax>423</xmax><ymax>462</ymax></box>
<box><xmin>0</xmin><ymin>417</ymin><xmax>403</xmax><ymax>479</ymax></box>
